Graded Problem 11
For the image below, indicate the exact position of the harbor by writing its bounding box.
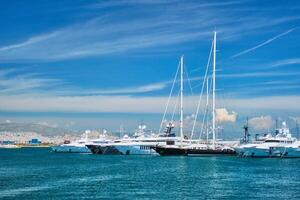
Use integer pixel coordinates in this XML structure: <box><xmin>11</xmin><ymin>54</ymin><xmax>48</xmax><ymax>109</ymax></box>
<box><xmin>1</xmin><ymin>0</ymin><xmax>300</xmax><ymax>199</ymax></box>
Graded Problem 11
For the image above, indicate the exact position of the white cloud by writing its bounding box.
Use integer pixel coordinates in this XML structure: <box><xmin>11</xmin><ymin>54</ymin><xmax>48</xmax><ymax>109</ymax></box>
<box><xmin>0</xmin><ymin>94</ymin><xmax>199</xmax><ymax>114</ymax></box>
<box><xmin>0</xmin><ymin>2</ymin><xmax>299</xmax><ymax>61</ymax></box>
<box><xmin>229</xmin><ymin>96</ymin><xmax>300</xmax><ymax>111</ymax></box>
<box><xmin>248</xmin><ymin>115</ymin><xmax>273</xmax><ymax>130</ymax></box>
<box><xmin>87</xmin><ymin>82</ymin><xmax>167</xmax><ymax>95</ymax></box>
<box><xmin>0</xmin><ymin>69</ymin><xmax>62</xmax><ymax>94</ymax></box>
<box><xmin>216</xmin><ymin>108</ymin><xmax>238</xmax><ymax>123</ymax></box>
<box><xmin>268</xmin><ymin>58</ymin><xmax>300</xmax><ymax>68</ymax></box>
<box><xmin>0</xmin><ymin>68</ymin><xmax>167</xmax><ymax>95</ymax></box>
<box><xmin>0</xmin><ymin>32</ymin><xmax>59</xmax><ymax>52</ymax></box>
<box><xmin>0</xmin><ymin>94</ymin><xmax>299</xmax><ymax>114</ymax></box>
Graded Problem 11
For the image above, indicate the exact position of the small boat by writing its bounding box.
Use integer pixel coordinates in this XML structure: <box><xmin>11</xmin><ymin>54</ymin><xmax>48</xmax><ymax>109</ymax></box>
<box><xmin>0</xmin><ymin>144</ymin><xmax>20</xmax><ymax>149</ymax></box>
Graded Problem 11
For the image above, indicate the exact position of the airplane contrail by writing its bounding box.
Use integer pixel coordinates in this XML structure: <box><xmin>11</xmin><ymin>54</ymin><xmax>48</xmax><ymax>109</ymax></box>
<box><xmin>231</xmin><ymin>28</ymin><xmax>296</xmax><ymax>58</ymax></box>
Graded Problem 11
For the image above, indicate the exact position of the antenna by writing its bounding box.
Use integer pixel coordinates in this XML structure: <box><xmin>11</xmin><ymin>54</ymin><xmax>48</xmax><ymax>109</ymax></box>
<box><xmin>243</xmin><ymin>117</ymin><xmax>249</xmax><ymax>143</ymax></box>
<box><xmin>119</xmin><ymin>124</ymin><xmax>123</xmax><ymax>138</ymax></box>
<box><xmin>275</xmin><ymin>118</ymin><xmax>279</xmax><ymax>135</ymax></box>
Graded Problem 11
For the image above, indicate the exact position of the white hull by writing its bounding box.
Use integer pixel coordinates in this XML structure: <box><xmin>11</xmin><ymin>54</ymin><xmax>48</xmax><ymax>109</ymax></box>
<box><xmin>114</xmin><ymin>144</ymin><xmax>158</xmax><ymax>155</ymax></box>
<box><xmin>51</xmin><ymin>145</ymin><xmax>90</xmax><ymax>153</ymax></box>
<box><xmin>236</xmin><ymin>146</ymin><xmax>300</xmax><ymax>158</ymax></box>
<box><xmin>272</xmin><ymin>146</ymin><xmax>300</xmax><ymax>158</ymax></box>
<box><xmin>242</xmin><ymin>147</ymin><xmax>270</xmax><ymax>157</ymax></box>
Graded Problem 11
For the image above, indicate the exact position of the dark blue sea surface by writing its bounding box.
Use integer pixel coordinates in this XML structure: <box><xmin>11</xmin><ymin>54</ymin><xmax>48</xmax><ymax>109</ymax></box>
<box><xmin>0</xmin><ymin>148</ymin><xmax>300</xmax><ymax>200</ymax></box>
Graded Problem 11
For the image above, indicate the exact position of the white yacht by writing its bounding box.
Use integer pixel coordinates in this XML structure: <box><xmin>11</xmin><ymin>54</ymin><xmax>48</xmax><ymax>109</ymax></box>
<box><xmin>51</xmin><ymin>138</ymin><xmax>91</xmax><ymax>153</ymax></box>
<box><xmin>52</xmin><ymin>130</ymin><xmax>112</xmax><ymax>153</ymax></box>
<box><xmin>86</xmin><ymin>123</ymin><xmax>181</xmax><ymax>155</ymax></box>
<box><xmin>235</xmin><ymin>122</ymin><xmax>300</xmax><ymax>158</ymax></box>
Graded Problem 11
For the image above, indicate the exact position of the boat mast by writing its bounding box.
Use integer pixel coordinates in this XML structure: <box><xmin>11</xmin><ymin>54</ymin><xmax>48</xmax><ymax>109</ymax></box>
<box><xmin>180</xmin><ymin>55</ymin><xmax>184</xmax><ymax>143</ymax></box>
<box><xmin>206</xmin><ymin>77</ymin><xmax>209</xmax><ymax>144</ymax></box>
<box><xmin>119</xmin><ymin>125</ymin><xmax>123</xmax><ymax>138</ymax></box>
<box><xmin>296</xmin><ymin>120</ymin><xmax>299</xmax><ymax>139</ymax></box>
<box><xmin>212</xmin><ymin>31</ymin><xmax>217</xmax><ymax>149</ymax></box>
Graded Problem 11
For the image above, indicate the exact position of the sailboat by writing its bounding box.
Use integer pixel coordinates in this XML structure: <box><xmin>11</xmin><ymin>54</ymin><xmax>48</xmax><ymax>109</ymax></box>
<box><xmin>154</xmin><ymin>31</ymin><xmax>236</xmax><ymax>156</ymax></box>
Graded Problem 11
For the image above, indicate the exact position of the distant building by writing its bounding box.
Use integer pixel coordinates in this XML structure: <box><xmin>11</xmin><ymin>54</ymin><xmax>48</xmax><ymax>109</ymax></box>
<box><xmin>0</xmin><ymin>140</ymin><xmax>15</xmax><ymax>145</ymax></box>
<box><xmin>28</xmin><ymin>138</ymin><xmax>42</xmax><ymax>145</ymax></box>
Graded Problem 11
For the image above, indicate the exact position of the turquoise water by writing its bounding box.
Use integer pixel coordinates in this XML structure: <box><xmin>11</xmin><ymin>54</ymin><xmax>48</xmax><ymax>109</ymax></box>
<box><xmin>0</xmin><ymin>148</ymin><xmax>300</xmax><ymax>200</ymax></box>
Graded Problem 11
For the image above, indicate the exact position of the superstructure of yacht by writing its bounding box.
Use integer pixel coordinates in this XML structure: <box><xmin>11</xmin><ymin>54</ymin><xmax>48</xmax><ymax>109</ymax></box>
<box><xmin>154</xmin><ymin>31</ymin><xmax>236</xmax><ymax>156</ymax></box>
<box><xmin>235</xmin><ymin>121</ymin><xmax>300</xmax><ymax>158</ymax></box>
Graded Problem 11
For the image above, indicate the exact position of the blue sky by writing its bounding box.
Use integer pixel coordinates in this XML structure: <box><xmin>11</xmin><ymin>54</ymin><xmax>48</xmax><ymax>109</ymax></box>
<box><xmin>0</xmin><ymin>0</ymin><xmax>300</xmax><ymax>137</ymax></box>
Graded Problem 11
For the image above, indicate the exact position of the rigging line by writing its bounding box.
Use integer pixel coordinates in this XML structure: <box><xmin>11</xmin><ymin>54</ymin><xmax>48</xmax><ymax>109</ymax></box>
<box><xmin>199</xmin><ymin>76</ymin><xmax>213</xmax><ymax>140</ymax></box>
<box><xmin>199</xmin><ymin>104</ymin><xmax>208</xmax><ymax>140</ymax></box>
<box><xmin>190</xmin><ymin>39</ymin><xmax>214</xmax><ymax>140</ymax></box>
<box><xmin>184</xmin><ymin>64</ymin><xmax>194</xmax><ymax>96</ymax></box>
<box><xmin>171</xmin><ymin>90</ymin><xmax>180</xmax><ymax>122</ymax></box>
<box><xmin>158</xmin><ymin>60</ymin><xmax>181</xmax><ymax>134</ymax></box>
<box><xmin>199</xmin><ymin>78</ymin><xmax>210</xmax><ymax>140</ymax></box>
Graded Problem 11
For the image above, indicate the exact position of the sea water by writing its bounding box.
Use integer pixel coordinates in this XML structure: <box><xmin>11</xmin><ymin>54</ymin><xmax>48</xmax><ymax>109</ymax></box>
<box><xmin>0</xmin><ymin>148</ymin><xmax>299</xmax><ymax>200</ymax></box>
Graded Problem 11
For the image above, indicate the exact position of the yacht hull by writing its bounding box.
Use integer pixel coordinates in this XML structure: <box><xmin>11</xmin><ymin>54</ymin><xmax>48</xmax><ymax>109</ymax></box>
<box><xmin>86</xmin><ymin>145</ymin><xmax>122</xmax><ymax>155</ymax></box>
<box><xmin>115</xmin><ymin>145</ymin><xmax>158</xmax><ymax>155</ymax></box>
<box><xmin>154</xmin><ymin>146</ymin><xmax>235</xmax><ymax>156</ymax></box>
<box><xmin>272</xmin><ymin>147</ymin><xmax>300</xmax><ymax>158</ymax></box>
<box><xmin>187</xmin><ymin>148</ymin><xmax>236</xmax><ymax>156</ymax></box>
<box><xmin>51</xmin><ymin>145</ymin><xmax>90</xmax><ymax>153</ymax></box>
<box><xmin>239</xmin><ymin>147</ymin><xmax>270</xmax><ymax>158</ymax></box>
<box><xmin>153</xmin><ymin>146</ymin><xmax>187</xmax><ymax>156</ymax></box>
<box><xmin>238</xmin><ymin>146</ymin><xmax>300</xmax><ymax>158</ymax></box>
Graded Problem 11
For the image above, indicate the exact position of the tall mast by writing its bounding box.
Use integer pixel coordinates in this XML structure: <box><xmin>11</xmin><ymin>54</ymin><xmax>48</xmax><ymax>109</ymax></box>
<box><xmin>212</xmin><ymin>31</ymin><xmax>217</xmax><ymax>149</ymax></box>
<box><xmin>206</xmin><ymin>77</ymin><xmax>209</xmax><ymax>144</ymax></box>
<box><xmin>180</xmin><ymin>55</ymin><xmax>184</xmax><ymax>143</ymax></box>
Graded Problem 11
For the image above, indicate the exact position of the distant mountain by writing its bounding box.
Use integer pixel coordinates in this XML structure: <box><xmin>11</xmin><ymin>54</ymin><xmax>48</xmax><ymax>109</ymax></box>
<box><xmin>0</xmin><ymin>122</ymin><xmax>78</xmax><ymax>136</ymax></box>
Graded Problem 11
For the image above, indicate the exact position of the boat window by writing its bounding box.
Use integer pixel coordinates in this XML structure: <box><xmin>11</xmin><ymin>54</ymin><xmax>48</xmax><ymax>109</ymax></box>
<box><xmin>166</xmin><ymin>141</ymin><xmax>175</xmax><ymax>145</ymax></box>
<box><xmin>264</xmin><ymin>140</ymin><xmax>280</xmax><ymax>143</ymax></box>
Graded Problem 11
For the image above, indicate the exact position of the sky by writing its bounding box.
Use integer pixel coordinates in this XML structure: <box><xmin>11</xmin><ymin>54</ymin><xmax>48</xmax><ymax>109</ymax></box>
<box><xmin>0</xmin><ymin>0</ymin><xmax>300</xmax><ymax>138</ymax></box>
